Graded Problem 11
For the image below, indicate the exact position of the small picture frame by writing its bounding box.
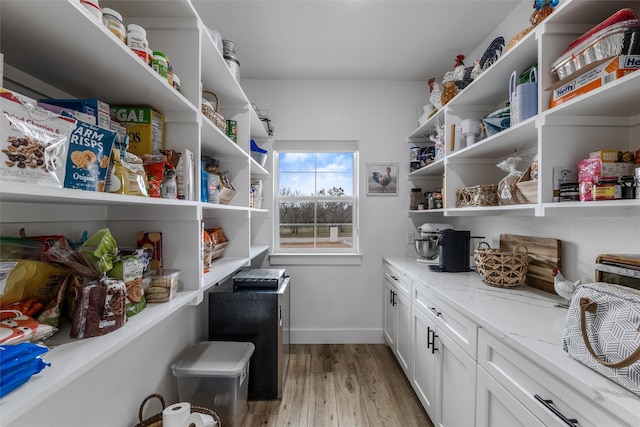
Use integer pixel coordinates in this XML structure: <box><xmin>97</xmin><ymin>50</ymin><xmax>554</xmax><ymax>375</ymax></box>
<box><xmin>366</xmin><ymin>163</ymin><xmax>399</xmax><ymax>196</ymax></box>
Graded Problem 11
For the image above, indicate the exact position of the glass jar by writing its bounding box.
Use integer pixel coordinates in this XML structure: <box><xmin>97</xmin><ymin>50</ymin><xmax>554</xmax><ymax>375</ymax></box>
<box><xmin>410</xmin><ymin>188</ymin><xmax>422</xmax><ymax>210</ymax></box>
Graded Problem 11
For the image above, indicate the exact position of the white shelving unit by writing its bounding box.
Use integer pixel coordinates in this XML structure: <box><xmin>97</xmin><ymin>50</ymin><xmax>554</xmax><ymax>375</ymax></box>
<box><xmin>407</xmin><ymin>0</ymin><xmax>640</xmax><ymax>218</ymax></box>
<box><xmin>0</xmin><ymin>1</ymin><xmax>271</xmax><ymax>422</ymax></box>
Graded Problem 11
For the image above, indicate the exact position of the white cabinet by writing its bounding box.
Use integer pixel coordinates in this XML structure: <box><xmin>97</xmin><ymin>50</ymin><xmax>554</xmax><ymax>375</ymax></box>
<box><xmin>477</xmin><ymin>329</ymin><xmax>630</xmax><ymax>427</ymax></box>
<box><xmin>411</xmin><ymin>279</ymin><xmax>477</xmax><ymax>427</ymax></box>
<box><xmin>383</xmin><ymin>261</ymin><xmax>412</xmax><ymax>376</ymax></box>
<box><xmin>0</xmin><ymin>1</ymin><xmax>270</xmax><ymax>423</ymax></box>
<box><xmin>407</xmin><ymin>0</ymin><xmax>640</xmax><ymax>218</ymax></box>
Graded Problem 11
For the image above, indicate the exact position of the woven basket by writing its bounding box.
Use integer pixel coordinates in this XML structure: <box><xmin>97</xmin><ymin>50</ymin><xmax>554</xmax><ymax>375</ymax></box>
<box><xmin>202</xmin><ymin>90</ymin><xmax>227</xmax><ymax>133</ymax></box>
<box><xmin>455</xmin><ymin>185</ymin><xmax>498</xmax><ymax>208</ymax></box>
<box><xmin>134</xmin><ymin>394</ymin><xmax>221</xmax><ymax>427</ymax></box>
<box><xmin>473</xmin><ymin>241</ymin><xmax>530</xmax><ymax>287</ymax></box>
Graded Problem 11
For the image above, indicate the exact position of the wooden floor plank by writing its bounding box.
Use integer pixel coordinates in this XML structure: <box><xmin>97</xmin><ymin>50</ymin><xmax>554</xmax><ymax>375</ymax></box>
<box><xmin>242</xmin><ymin>344</ymin><xmax>432</xmax><ymax>427</ymax></box>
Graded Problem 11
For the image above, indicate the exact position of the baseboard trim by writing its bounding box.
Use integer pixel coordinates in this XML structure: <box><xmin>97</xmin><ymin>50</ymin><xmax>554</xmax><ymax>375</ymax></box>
<box><xmin>291</xmin><ymin>328</ymin><xmax>384</xmax><ymax>344</ymax></box>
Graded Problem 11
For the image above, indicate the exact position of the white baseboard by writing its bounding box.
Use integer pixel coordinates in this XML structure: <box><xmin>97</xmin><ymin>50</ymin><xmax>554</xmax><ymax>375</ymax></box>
<box><xmin>290</xmin><ymin>328</ymin><xmax>384</xmax><ymax>344</ymax></box>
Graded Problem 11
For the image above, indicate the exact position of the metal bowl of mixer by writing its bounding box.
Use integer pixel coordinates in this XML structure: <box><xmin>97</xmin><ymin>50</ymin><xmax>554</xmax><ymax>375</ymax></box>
<box><xmin>414</xmin><ymin>235</ymin><xmax>439</xmax><ymax>262</ymax></box>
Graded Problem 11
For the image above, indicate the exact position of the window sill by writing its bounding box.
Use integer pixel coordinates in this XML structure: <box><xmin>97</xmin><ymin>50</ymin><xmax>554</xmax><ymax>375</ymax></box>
<box><xmin>269</xmin><ymin>253</ymin><xmax>363</xmax><ymax>266</ymax></box>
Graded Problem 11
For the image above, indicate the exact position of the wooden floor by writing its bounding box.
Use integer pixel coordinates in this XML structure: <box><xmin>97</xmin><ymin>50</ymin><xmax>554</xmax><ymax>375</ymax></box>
<box><xmin>242</xmin><ymin>344</ymin><xmax>434</xmax><ymax>427</ymax></box>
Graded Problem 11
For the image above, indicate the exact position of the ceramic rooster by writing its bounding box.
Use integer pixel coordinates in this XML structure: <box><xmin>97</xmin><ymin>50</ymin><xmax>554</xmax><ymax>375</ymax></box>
<box><xmin>372</xmin><ymin>166</ymin><xmax>393</xmax><ymax>191</ymax></box>
<box><xmin>452</xmin><ymin>54</ymin><xmax>466</xmax><ymax>82</ymax></box>
<box><xmin>552</xmin><ymin>267</ymin><xmax>581</xmax><ymax>307</ymax></box>
<box><xmin>428</xmin><ymin>78</ymin><xmax>443</xmax><ymax>110</ymax></box>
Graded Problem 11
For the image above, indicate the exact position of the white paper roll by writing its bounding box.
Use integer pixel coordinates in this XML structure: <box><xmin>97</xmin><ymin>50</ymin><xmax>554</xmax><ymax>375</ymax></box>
<box><xmin>162</xmin><ymin>402</ymin><xmax>191</xmax><ymax>427</ymax></box>
<box><xmin>183</xmin><ymin>412</ymin><xmax>216</xmax><ymax>427</ymax></box>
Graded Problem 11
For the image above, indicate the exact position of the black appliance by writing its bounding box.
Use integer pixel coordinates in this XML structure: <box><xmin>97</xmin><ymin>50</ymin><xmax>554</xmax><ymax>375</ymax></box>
<box><xmin>430</xmin><ymin>229</ymin><xmax>470</xmax><ymax>272</ymax></box>
<box><xmin>208</xmin><ymin>269</ymin><xmax>290</xmax><ymax>400</ymax></box>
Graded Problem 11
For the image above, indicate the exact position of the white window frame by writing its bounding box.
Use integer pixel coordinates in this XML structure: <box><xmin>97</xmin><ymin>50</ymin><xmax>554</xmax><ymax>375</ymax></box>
<box><xmin>270</xmin><ymin>140</ymin><xmax>361</xmax><ymax>264</ymax></box>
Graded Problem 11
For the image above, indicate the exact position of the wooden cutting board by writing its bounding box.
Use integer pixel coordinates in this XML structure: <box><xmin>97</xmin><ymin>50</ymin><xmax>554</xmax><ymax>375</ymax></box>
<box><xmin>500</xmin><ymin>234</ymin><xmax>561</xmax><ymax>293</ymax></box>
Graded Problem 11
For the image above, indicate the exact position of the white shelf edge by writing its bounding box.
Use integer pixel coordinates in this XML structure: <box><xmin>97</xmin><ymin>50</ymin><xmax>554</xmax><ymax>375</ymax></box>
<box><xmin>0</xmin><ymin>290</ymin><xmax>199</xmax><ymax>424</ymax></box>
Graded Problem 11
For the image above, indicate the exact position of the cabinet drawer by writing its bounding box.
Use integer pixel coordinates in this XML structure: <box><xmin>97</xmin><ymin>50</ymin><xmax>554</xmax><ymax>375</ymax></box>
<box><xmin>384</xmin><ymin>262</ymin><xmax>411</xmax><ymax>297</ymax></box>
<box><xmin>413</xmin><ymin>280</ymin><xmax>477</xmax><ymax>360</ymax></box>
<box><xmin>478</xmin><ymin>329</ymin><xmax>628</xmax><ymax>427</ymax></box>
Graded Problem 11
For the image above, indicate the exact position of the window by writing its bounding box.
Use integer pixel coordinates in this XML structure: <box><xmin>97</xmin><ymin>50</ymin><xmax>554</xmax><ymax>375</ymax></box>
<box><xmin>274</xmin><ymin>141</ymin><xmax>358</xmax><ymax>254</ymax></box>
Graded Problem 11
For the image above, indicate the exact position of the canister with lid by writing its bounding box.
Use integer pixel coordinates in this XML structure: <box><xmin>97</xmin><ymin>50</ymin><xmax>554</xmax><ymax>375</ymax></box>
<box><xmin>127</xmin><ymin>24</ymin><xmax>148</xmax><ymax>63</ymax></box>
<box><xmin>410</xmin><ymin>188</ymin><xmax>422</xmax><ymax>210</ymax></box>
<box><xmin>101</xmin><ymin>7</ymin><xmax>126</xmax><ymax>44</ymax></box>
<box><xmin>620</xmin><ymin>175</ymin><xmax>635</xmax><ymax>199</ymax></box>
<box><xmin>153</xmin><ymin>51</ymin><xmax>169</xmax><ymax>81</ymax></box>
<box><xmin>80</xmin><ymin>0</ymin><xmax>102</xmax><ymax>23</ymax></box>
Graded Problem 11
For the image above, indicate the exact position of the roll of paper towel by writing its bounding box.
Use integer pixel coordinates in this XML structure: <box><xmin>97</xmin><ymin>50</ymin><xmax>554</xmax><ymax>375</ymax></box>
<box><xmin>162</xmin><ymin>402</ymin><xmax>191</xmax><ymax>427</ymax></box>
<box><xmin>183</xmin><ymin>412</ymin><xmax>217</xmax><ymax>427</ymax></box>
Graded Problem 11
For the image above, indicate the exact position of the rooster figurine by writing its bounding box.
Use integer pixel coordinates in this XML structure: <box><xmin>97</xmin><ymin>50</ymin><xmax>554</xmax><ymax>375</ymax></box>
<box><xmin>428</xmin><ymin>78</ymin><xmax>443</xmax><ymax>110</ymax></box>
<box><xmin>372</xmin><ymin>166</ymin><xmax>393</xmax><ymax>191</ymax></box>
<box><xmin>552</xmin><ymin>267</ymin><xmax>581</xmax><ymax>308</ymax></box>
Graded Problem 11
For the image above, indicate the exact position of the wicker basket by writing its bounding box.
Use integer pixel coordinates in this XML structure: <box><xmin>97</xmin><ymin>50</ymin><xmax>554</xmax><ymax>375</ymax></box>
<box><xmin>134</xmin><ymin>394</ymin><xmax>221</xmax><ymax>427</ymax></box>
<box><xmin>455</xmin><ymin>185</ymin><xmax>498</xmax><ymax>208</ymax></box>
<box><xmin>473</xmin><ymin>241</ymin><xmax>530</xmax><ymax>287</ymax></box>
<box><xmin>202</xmin><ymin>90</ymin><xmax>227</xmax><ymax>133</ymax></box>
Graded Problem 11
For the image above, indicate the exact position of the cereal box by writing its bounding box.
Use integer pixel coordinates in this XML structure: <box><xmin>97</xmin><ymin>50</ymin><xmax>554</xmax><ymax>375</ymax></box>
<box><xmin>1</xmin><ymin>88</ymin><xmax>76</xmax><ymax>187</ymax></box>
<box><xmin>41</xmin><ymin>98</ymin><xmax>110</xmax><ymax>129</ymax></box>
<box><xmin>109</xmin><ymin>107</ymin><xmax>164</xmax><ymax>157</ymax></box>
<box><xmin>64</xmin><ymin>120</ymin><xmax>117</xmax><ymax>191</ymax></box>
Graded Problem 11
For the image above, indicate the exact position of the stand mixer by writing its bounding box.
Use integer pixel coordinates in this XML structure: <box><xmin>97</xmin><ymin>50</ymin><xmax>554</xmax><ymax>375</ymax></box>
<box><xmin>414</xmin><ymin>223</ymin><xmax>453</xmax><ymax>264</ymax></box>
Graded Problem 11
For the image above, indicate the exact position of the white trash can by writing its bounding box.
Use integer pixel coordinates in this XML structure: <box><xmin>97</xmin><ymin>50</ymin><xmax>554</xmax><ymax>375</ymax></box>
<box><xmin>172</xmin><ymin>341</ymin><xmax>255</xmax><ymax>427</ymax></box>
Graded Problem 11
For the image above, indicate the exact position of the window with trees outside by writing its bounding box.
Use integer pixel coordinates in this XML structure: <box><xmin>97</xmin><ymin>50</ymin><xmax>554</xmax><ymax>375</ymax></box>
<box><xmin>274</xmin><ymin>141</ymin><xmax>358</xmax><ymax>253</ymax></box>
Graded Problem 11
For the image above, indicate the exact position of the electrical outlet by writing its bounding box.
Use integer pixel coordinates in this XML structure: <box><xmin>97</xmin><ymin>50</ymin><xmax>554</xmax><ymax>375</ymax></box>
<box><xmin>406</xmin><ymin>232</ymin><xmax>415</xmax><ymax>244</ymax></box>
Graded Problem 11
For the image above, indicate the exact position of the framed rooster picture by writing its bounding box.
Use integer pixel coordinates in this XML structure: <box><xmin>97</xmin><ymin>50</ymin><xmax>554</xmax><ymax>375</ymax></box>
<box><xmin>367</xmin><ymin>163</ymin><xmax>398</xmax><ymax>196</ymax></box>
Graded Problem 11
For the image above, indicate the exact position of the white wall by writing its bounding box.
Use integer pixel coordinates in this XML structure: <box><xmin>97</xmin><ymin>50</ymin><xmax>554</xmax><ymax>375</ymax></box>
<box><xmin>243</xmin><ymin>79</ymin><xmax>640</xmax><ymax>344</ymax></box>
<box><xmin>243</xmin><ymin>79</ymin><xmax>430</xmax><ymax>343</ymax></box>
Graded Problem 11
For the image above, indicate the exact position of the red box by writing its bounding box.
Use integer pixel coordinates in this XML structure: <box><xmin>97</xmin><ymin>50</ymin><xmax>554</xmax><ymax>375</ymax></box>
<box><xmin>136</xmin><ymin>232</ymin><xmax>163</xmax><ymax>270</ymax></box>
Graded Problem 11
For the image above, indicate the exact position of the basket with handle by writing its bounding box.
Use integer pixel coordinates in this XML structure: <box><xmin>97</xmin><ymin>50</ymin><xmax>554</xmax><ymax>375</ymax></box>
<box><xmin>202</xmin><ymin>90</ymin><xmax>227</xmax><ymax>133</ymax></box>
<box><xmin>473</xmin><ymin>241</ymin><xmax>530</xmax><ymax>287</ymax></box>
<box><xmin>133</xmin><ymin>393</ymin><xmax>221</xmax><ymax>427</ymax></box>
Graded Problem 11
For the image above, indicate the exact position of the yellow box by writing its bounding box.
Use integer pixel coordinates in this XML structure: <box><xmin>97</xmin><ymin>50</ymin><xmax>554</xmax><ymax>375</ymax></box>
<box><xmin>548</xmin><ymin>56</ymin><xmax>640</xmax><ymax>108</ymax></box>
<box><xmin>110</xmin><ymin>107</ymin><xmax>164</xmax><ymax>157</ymax></box>
<box><xmin>589</xmin><ymin>150</ymin><xmax>620</xmax><ymax>162</ymax></box>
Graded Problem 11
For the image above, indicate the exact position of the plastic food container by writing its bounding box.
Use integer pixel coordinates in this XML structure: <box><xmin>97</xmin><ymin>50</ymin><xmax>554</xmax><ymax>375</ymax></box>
<box><xmin>551</xmin><ymin>9</ymin><xmax>640</xmax><ymax>80</ymax></box>
<box><xmin>142</xmin><ymin>268</ymin><xmax>180</xmax><ymax>303</ymax></box>
<box><xmin>172</xmin><ymin>341</ymin><xmax>255</xmax><ymax>427</ymax></box>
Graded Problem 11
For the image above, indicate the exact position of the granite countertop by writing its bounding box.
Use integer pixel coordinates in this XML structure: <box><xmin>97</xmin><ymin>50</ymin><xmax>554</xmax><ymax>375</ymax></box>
<box><xmin>384</xmin><ymin>256</ymin><xmax>640</xmax><ymax>424</ymax></box>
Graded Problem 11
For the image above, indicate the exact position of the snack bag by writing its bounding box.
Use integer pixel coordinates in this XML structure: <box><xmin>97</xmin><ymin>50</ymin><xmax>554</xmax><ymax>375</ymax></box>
<box><xmin>69</xmin><ymin>277</ymin><xmax>127</xmax><ymax>339</ymax></box>
<box><xmin>0</xmin><ymin>310</ymin><xmax>57</xmax><ymax>344</ymax></box>
<box><xmin>1</xmin><ymin>88</ymin><xmax>75</xmax><ymax>187</ymax></box>
<box><xmin>110</xmin><ymin>252</ymin><xmax>147</xmax><ymax>317</ymax></box>
<box><xmin>496</xmin><ymin>156</ymin><xmax>527</xmax><ymax>205</ymax></box>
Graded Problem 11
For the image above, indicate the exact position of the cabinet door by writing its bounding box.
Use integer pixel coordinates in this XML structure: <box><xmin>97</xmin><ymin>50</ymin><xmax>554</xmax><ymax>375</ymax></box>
<box><xmin>383</xmin><ymin>278</ymin><xmax>396</xmax><ymax>348</ymax></box>
<box><xmin>476</xmin><ymin>366</ymin><xmax>544</xmax><ymax>427</ymax></box>
<box><xmin>396</xmin><ymin>289</ymin><xmax>412</xmax><ymax>376</ymax></box>
<box><xmin>412</xmin><ymin>306</ymin><xmax>438</xmax><ymax>422</ymax></box>
<box><xmin>436</xmin><ymin>328</ymin><xmax>476</xmax><ymax>427</ymax></box>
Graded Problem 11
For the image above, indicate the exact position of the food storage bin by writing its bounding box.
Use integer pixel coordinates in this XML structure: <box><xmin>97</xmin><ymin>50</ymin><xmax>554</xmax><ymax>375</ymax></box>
<box><xmin>142</xmin><ymin>268</ymin><xmax>180</xmax><ymax>303</ymax></box>
<box><xmin>250</xmin><ymin>139</ymin><xmax>268</xmax><ymax>167</ymax></box>
<box><xmin>172</xmin><ymin>341</ymin><xmax>255</xmax><ymax>427</ymax></box>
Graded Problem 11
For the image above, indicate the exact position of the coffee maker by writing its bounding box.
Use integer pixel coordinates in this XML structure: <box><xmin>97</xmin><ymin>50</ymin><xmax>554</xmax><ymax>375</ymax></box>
<box><xmin>429</xmin><ymin>229</ymin><xmax>470</xmax><ymax>272</ymax></box>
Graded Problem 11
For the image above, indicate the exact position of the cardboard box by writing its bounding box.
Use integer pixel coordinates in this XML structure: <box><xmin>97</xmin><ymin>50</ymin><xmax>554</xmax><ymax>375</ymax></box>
<box><xmin>110</xmin><ymin>107</ymin><xmax>164</xmax><ymax>157</ymax></box>
<box><xmin>64</xmin><ymin>119</ymin><xmax>118</xmax><ymax>192</ymax></box>
<box><xmin>42</xmin><ymin>98</ymin><xmax>110</xmax><ymax>129</ymax></box>
<box><xmin>38</xmin><ymin>101</ymin><xmax>96</xmax><ymax>125</ymax></box>
<box><xmin>548</xmin><ymin>55</ymin><xmax>640</xmax><ymax>108</ymax></box>
<box><xmin>590</xmin><ymin>150</ymin><xmax>621</xmax><ymax>163</ymax></box>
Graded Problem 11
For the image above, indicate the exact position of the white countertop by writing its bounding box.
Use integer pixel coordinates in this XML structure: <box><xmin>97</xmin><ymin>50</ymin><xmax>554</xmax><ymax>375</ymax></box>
<box><xmin>384</xmin><ymin>256</ymin><xmax>640</xmax><ymax>425</ymax></box>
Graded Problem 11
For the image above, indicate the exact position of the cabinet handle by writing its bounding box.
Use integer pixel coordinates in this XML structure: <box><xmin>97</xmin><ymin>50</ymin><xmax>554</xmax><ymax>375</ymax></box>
<box><xmin>392</xmin><ymin>291</ymin><xmax>397</xmax><ymax>306</ymax></box>
<box><xmin>431</xmin><ymin>330</ymin><xmax>438</xmax><ymax>355</ymax></box>
<box><xmin>534</xmin><ymin>394</ymin><xmax>579</xmax><ymax>426</ymax></box>
<box><xmin>429</xmin><ymin>306</ymin><xmax>442</xmax><ymax>317</ymax></box>
<box><xmin>390</xmin><ymin>275</ymin><xmax>399</xmax><ymax>281</ymax></box>
<box><xmin>427</xmin><ymin>326</ymin><xmax>433</xmax><ymax>349</ymax></box>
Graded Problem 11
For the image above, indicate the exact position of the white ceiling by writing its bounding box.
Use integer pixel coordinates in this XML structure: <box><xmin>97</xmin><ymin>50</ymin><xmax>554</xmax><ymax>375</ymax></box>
<box><xmin>191</xmin><ymin>0</ymin><xmax>523</xmax><ymax>81</ymax></box>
